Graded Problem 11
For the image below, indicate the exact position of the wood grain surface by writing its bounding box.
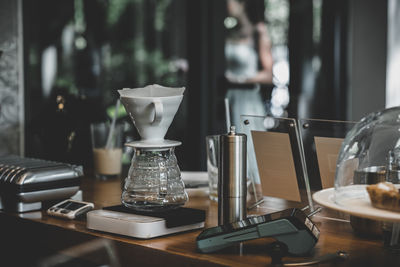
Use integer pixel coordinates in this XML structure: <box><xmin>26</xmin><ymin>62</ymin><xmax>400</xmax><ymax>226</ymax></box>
<box><xmin>0</xmin><ymin>177</ymin><xmax>399</xmax><ymax>266</ymax></box>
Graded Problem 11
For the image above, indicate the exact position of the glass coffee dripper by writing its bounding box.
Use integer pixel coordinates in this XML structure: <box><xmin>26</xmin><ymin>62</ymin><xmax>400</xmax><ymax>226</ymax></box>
<box><xmin>118</xmin><ymin>85</ymin><xmax>188</xmax><ymax>212</ymax></box>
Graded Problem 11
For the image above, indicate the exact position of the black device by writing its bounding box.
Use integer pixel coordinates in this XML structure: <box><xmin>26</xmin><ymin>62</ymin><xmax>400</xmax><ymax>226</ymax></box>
<box><xmin>47</xmin><ymin>199</ymin><xmax>94</xmax><ymax>219</ymax></box>
<box><xmin>196</xmin><ymin>208</ymin><xmax>319</xmax><ymax>256</ymax></box>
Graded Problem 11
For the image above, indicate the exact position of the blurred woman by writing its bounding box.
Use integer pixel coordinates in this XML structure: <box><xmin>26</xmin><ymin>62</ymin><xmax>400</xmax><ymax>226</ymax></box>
<box><xmin>225</xmin><ymin>0</ymin><xmax>274</xmax><ymax>129</ymax></box>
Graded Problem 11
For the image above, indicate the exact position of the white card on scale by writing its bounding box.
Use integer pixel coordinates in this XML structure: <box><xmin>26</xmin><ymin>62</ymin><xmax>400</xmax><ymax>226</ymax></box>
<box><xmin>86</xmin><ymin>209</ymin><xmax>205</xmax><ymax>239</ymax></box>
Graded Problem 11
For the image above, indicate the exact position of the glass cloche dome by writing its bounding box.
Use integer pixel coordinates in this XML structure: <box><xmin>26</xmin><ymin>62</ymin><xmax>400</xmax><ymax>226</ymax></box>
<box><xmin>334</xmin><ymin>106</ymin><xmax>400</xmax><ymax>206</ymax></box>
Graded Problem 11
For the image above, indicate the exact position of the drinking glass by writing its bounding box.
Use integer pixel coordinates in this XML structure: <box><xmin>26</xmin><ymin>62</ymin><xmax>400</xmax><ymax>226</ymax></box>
<box><xmin>90</xmin><ymin>122</ymin><xmax>123</xmax><ymax>180</ymax></box>
<box><xmin>206</xmin><ymin>135</ymin><xmax>219</xmax><ymax>201</ymax></box>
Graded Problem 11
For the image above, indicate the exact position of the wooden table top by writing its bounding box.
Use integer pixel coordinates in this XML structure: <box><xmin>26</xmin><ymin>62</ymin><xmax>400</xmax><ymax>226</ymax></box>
<box><xmin>1</xmin><ymin>176</ymin><xmax>400</xmax><ymax>266</ymax></box>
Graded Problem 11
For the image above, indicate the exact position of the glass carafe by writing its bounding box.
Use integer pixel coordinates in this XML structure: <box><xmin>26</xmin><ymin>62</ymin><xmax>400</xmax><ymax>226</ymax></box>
<box><xmin>121</xmin><ymin>147</ymin><xmax>188</xmax><ymax>212</ymax></box>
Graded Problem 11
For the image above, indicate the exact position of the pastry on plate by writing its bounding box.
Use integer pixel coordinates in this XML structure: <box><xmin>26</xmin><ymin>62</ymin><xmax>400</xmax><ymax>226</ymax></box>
<box><xmin>366</xmin><ymin>182</ymin><xmax>400</xmax><ymax>212</ymax></box>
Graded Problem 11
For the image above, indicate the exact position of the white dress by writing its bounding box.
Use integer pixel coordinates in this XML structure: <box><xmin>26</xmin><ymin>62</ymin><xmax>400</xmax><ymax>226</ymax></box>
<box><xmin>225</xmin><ymin>41</ymin><xmax>266</xmax><ymax>185</ymax></box>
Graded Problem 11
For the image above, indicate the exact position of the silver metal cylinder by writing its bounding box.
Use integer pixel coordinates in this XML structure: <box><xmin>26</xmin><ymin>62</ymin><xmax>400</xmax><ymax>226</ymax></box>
<box><xmin>218</xmin><ymin>126</ymin><xmax>247</xmax><ymax>225</ymax></box>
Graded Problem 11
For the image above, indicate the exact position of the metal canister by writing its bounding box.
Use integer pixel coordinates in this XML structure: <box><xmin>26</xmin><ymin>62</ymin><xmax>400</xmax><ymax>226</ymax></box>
<box><xmin>218</xmin><ymin>126</ymin><xmax>247</xmax><ymax>225</ymax></box>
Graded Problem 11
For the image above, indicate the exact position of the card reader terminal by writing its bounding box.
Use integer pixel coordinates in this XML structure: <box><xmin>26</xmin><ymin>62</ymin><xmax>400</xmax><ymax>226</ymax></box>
<box><xmin>196</xmin><ymin>208</ymin><xmax>319</xmax><ymax>256</ymax></box>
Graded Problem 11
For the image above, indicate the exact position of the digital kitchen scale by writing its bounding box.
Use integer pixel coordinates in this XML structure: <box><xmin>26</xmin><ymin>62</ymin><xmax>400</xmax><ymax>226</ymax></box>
<box><xmin>196</xmin><ymin>208</ymin><xmax>319</xmax><ymax>256</ymax></box>
<box><xmin>87</xmin><ymin>205</ymin><xmax>205</xmax><ymax>239</ymax></box>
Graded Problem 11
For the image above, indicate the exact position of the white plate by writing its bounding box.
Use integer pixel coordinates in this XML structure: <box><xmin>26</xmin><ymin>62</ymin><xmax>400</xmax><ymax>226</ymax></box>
<box><xmin>181</xmin><ymin>171</ymin><xmax>208</xmax><ymax>184</ymax></box>
<box><xmin>181</xmin><ymin>172</ymin><xmax>209</xmax><ymax>197</ymax></box>
<box><xmin>313</xmin><ymin>187</ymin><xmax>400</xmax><ymax>222</ymax></box>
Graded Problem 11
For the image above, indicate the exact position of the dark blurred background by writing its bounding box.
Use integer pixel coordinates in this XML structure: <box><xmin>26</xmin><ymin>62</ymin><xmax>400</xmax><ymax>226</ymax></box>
<box><xmin>0</xmin><ymin>0</ymin><xmax>391</xmax><ymax>172</ymax></box>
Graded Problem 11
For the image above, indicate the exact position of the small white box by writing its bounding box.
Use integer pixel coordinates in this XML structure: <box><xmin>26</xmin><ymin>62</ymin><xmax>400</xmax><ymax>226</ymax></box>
<box><xmin>87</xmin><ymin>209</ymin><xmax>204</xmax><ymax>239</ymax></box>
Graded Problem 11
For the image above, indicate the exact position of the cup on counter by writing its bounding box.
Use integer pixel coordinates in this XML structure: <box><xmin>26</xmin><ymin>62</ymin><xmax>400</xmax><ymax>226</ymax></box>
<box><xmin>206</xmin><ymin>135</ymin><xmax>219</xmax><ymax>201</ymax></box>
<box><xmin>90</xmin><ymin>122</ymin><xmax>123</xmax><ymax>180</ymax></box>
